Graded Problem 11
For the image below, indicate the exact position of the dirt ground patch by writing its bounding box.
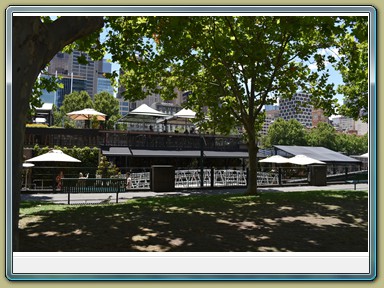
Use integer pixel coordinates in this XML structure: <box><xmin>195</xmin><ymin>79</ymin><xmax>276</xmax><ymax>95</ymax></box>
<box><xmin>19</xmin><ymin>190</ymin><xmax>368</xmax><ymax>252</ymax></box>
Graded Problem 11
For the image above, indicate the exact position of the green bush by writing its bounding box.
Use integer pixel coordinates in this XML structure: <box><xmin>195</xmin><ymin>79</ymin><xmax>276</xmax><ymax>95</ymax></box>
<box><xmin>96</xmin><ymin>155</ymin><xmax>120</xmax><ymax>178</ymax></box>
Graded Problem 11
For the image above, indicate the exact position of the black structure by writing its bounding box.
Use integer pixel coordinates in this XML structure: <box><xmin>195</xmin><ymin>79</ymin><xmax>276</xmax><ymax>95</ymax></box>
<box><xmin>24</xmin><ymin>127</ymin><xmax>258</xmax><ymax>170</ymax></box>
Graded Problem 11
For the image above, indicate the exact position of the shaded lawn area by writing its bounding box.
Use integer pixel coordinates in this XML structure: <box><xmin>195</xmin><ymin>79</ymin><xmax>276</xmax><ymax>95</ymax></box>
<box><xmin>19</xmin><ymin>190</ymin><xmax>368</xmax><ymax>252</ymax></box>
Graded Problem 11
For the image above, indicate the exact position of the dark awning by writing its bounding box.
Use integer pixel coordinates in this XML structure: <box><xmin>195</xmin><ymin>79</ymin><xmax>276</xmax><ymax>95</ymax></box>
<box><xmin>274</xmin><ymin>145</ymin><xmax>361</xmax><ymax>164</ymax></box>
<box><xmin>131</xmin><ymin>149</ymin><xmax>201</xmax><ymax>157</ymax></box>
<box><xmin>102</xmin><ymin>147</ymin><xmax>132</xmax><ymax>156</ymax></box>
<box><xmin>204</xmin><ymin>151</ymin><xmax>250</xmax><ymax>158</ymax></box>
<box><xmin>102</xmin><ymin>147</ymin><xmax>255</xmax><ymax>159</ymax></box>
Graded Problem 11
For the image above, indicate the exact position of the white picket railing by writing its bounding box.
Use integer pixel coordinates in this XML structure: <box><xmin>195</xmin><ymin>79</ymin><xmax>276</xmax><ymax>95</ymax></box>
<box><xmin>128</xmin><ymin>169</ymin><xmax>279</xmax><ymax>189</ymax></box>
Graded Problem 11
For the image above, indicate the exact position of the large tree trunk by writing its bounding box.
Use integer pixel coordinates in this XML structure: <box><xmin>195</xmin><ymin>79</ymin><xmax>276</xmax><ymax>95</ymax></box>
<box><xmin>246</xmin><ymin>138</ymin><xmax>259</xmax><ymax>195</ymax></box>
<box><xmin>11</xmin><ymin>16</ymin><xmax>103</xmax><ymax>251</ymax></box>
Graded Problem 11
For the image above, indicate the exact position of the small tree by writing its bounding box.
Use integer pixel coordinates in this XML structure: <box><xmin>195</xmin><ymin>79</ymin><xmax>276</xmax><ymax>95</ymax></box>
<box><xmin>306</xmin><ymin>122</ymin><xmax>338</xmax><ymax>151</ymax></box>
<box><xmin>262</xmin><ymin>118</ymin><xmax>308</xmax><ymax>148</ymax></box>
<box><xmin>56</xmin><ymin>91</ymin><xmax>94</xmax><ymax>127</ymax></box>
<box><xmin>93</xmin><ymin>91</ymin><xmax>120</xmax><ymax>129</ymax></box>
<box><xmin>96</xmin><ymin>155</ymin><xmax>120</xmax><ymax>178</ymax></box>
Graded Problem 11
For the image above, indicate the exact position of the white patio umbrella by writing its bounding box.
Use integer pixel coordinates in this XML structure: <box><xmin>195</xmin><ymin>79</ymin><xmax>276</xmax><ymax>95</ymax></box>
<box><xmin>157</xmin><ymin>108</ymin><xmax>196</xmax><ymax>125</ymax></box>
<box><xmin>67</xmin><ymin>108</ymin><xmax>106</xmax><ymax>121</ymax></box>
<box><xmin>117</xmin><ymin>104</ymin><xmax>167</xmax><ymax>131</ymax></box>
<box><xmin>287</xmin><ymin>154</ymin><xmax>326</xmax><ymax>165</ymax></box>
<box><xmin>360</xmin><ymin>152</ymin><xmax>369</xmax><ymax>158</ymax></box>
<box><xmin>25</xmin><ymin>150</ymin><xmax>81</xmax><ymax>191</ymax></box>
<box><xmin>174</xmin><ymin>108</ymin><xmax>196</xmax><ymax>119</ymax></box>
<box><xmin>259</xmin><ymin>155</ymin><xmax>290</xmax><ymax>164</ymax></box>
<box><xmin>157</xmin><ymin>108</ymin><xmax>199</xmax><ymax>134</ymax></box>
<box><xmin>25</xmin><ymin>149</ymin><xmax>81</xmax><ymax>163</ymax></box>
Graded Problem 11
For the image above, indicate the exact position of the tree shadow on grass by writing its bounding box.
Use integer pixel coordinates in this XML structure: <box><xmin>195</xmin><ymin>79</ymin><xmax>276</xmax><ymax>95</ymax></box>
<box><xmin>19</xmin><ymin>191</ymin><xmax>368</xmax><ymax>252</ymax></box>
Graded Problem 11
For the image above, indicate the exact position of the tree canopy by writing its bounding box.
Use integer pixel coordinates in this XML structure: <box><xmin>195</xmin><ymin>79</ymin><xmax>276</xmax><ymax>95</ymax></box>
<box><xmin>53</xmin><ymin>90</ymin><xmax>120</xmax><ymax>129</ymax></box>
<box><xmin>335</xmin><ymin>17</ymin><xmax>369</xmax><ymax>122</ymax></box>
<box><xmin>93</xmin><ymin>91</ymin><xmax>120</xmax><ymax>129</ymax></box>
<box><xmin>306</xmin><ymin>122</ymin><xmax>339</xmax><ymax>151</ymax></box>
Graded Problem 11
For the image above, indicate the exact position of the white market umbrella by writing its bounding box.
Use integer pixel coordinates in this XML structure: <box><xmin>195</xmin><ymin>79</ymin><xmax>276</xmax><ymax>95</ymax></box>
<box><xmin>259</xmin><ymin>155</ymin><xmax>290</xmax><ymax>164</ymax></box>
<box><xmin>129</xmin><ymin>104</ymin><xmax>167</xmax><ymax>118</ymax></box>
<box><xmin>67</xmin><ymin>108</ymin><xmax>106</xmax><ymax>121</ymax></box>
<box><xmin>25</xmin><ymin>150</ymin><xmax>81</xmax><ymax>191</ymax></box>
<box><xmin>360</xmin><ymin>152</ymin><xmax>369</xmax><ymax>158</ymax></box>
<box><xmin>25</xmin><ymin>149</ymin><xmax>81</xmax><ymax>163</ymax></box>
<box><xmin>119</xmin><ymin>104</ymin><xmax>167</xmax><ymax>130</ymax></box>
<box><xmin>287</xmin><ymin>154</ymin><xmax>326</xmax><ymax>165</ymax></box>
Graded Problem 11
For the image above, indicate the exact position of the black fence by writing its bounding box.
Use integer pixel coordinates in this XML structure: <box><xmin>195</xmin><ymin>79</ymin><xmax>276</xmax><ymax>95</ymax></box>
<box><xmin>24</xmin><ymin>128</ymin><xmax>246</xmax><ymax>151</ymax></box>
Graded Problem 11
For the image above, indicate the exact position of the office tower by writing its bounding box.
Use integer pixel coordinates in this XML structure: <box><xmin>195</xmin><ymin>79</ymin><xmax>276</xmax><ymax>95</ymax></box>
<box><xmin>96</xmin><ymin>59</ymin><xmax>114</xmax><ymax>95</ymax></box>
<box><xmin>279</xmin><ymin>93</ymin><xmax>313</xmax><ymax>128</ymax></box>
<box><xmin>47</xmin><ymin>50</ymin><xmax>97</xmax><ymax>102</ymax></box>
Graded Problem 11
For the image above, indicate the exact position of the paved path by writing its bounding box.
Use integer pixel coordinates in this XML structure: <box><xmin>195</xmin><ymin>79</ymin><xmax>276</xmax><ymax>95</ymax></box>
<box><xmin>20</xmin><ymin>183</ymin><xmax>369</xmax><ymax>205</ymax></box>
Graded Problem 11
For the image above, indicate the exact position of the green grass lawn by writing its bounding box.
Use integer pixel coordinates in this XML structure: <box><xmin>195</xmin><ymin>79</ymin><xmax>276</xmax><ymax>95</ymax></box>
<box><xmin>19</xmin><ymin>190</ymin><xmax>368</xmax><ymax>252</ymax></box>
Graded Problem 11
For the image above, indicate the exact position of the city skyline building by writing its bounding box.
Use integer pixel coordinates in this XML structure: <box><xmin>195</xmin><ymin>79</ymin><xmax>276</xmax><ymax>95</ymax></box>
<box><xmin>96</xmin><ymin>59</ymin><xmax>114</xmax><ymax>95</ymax></box>
<box><xmin>331</xmin><ymin>115</ymin><xmax>368</xmax><ymax>136</ymax></box>
<box><xmin>312</xmin><ymin>108</ymin><xmax>330</xmax><ymax>127</ymax></box>
<box><xmin>41</xmin><ymin>50</ymin><xmax>114</xmax><ymax>108</ymax></box>
<box><xmin>47</xmin><ymin>50</ymin><xmax>97</xmax><ymax>99</ymax></box>
<box><xmin>279</xmin><ymin>93</ymin><xmax>313</xmax><ymax>128</ymax></box>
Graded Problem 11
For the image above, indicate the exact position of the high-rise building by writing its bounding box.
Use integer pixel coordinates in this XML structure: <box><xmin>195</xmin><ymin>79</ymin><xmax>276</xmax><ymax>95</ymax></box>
<box><xmin>96</xmin><ymin>59</ymin><xmax>114</xmax><ymax>95</ymax></box>
<box><xmin>47</xmin><ymin>50</ymin><xmax>98</xmax><ymax>100</ymax></box>
<box><xmin>118</xmin><ymin>98</ymin><xmax>130</xmax><ymax>116</ymax></box>
<box><xmin>279</xmin><ymin>93</ymin><xmax>313</xmax><ymax>128</ymax></box>
<box><xmin>42</xmin><ymin>51</ymin><xmax>117</xmax><ymax>107</ymax></box>
<box><xmin>261</xmin><ymin>105</ymin><xmax>280</xmax><ymax>135</ymax></box>
<box><xmin>40</xmin><ymin>73</ymin><xmax>86</xmax><ymax>107</ymax></box>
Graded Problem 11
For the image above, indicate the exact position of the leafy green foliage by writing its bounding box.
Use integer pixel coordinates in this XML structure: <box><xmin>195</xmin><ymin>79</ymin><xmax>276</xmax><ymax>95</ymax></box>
<box><xmin>306</xmin><ymin>122</ymin><xmax>338</xmax><ymax>151</ymax></box>
<box><xmin>62</xmin><ymin>91</ymin><xmax>94</xmax><ymax>112</ymax></box>
<box><xmin>336</xmin><ymin>133</ymin><xmax>368</xmax><ymax>155</ymax></box>
<box><xmin>29</xmin><ymin>73</ymin><xmax>63</xmax><ymax>119</ymax></box>
<box><xmin>334</xmin><ymin>17</ymin><xmax>368</xmax><ymax>122</ymax></box>
<box><xmin>93</xmin><ymin>91</ymin><xmax>120</xmax><ymax>129</ymax></box>
<box><xmin>96</xmin><ymin>155</ymin><xmax>120</xmax><ymax>178</ymax></box>
<box><xmin>262</xmin><ymin>119</ymin><xmax>367</xmax><ymax>155</ymax></box>
<box><xmin>262</xmin><ymin>118</ymin><xmax>308</xmax><ymax>147</ymax></box>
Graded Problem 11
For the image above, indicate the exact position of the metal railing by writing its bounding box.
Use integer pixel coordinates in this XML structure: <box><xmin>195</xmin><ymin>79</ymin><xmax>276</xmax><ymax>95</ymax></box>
<box><xmin>61</xmin><ymin>178</ymin><xmax>126</xmax><ymax>204</ymax></box>
<box><xmin>24</xmin><ymin>127</ymin><xmax>245</xmax><ymax>151</ymax></box>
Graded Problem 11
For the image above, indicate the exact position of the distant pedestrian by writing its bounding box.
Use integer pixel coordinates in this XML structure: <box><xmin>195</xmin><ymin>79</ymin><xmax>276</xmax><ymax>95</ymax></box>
<box><xmin>126</xmin><ymin>172</ymin><xmax>132</xmax><ymax>190</ymax></box>
<box><xmin>56</xmin><ymin>171</ymin><xmax>64</xmax><ymax>189</ymax></box>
